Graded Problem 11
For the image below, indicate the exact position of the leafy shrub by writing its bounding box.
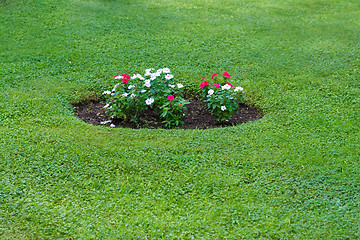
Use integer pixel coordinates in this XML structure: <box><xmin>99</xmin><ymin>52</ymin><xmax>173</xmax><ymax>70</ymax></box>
<box><xmin>102</xmin><ymin>68</ymin><xmax>189</xmax><ymax>127</ymax></box>
<box><xmin>199</xmin><ymin>72</ymin><xmax>245</xmax><ymax>122</ymax></box>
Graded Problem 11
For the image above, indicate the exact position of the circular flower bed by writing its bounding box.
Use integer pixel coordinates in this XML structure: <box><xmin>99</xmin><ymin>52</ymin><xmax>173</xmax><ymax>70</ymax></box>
<box><xmin>73</xmin><ymin>68</ymin><xmax>263</xmax><ymax>129</ymax></box>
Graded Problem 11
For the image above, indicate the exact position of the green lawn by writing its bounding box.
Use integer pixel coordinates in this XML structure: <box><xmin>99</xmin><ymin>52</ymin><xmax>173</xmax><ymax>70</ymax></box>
<box><xmin>1</xmin><ymin>0</ymin><xmax>359</xmax><ymax>238</ymax></box>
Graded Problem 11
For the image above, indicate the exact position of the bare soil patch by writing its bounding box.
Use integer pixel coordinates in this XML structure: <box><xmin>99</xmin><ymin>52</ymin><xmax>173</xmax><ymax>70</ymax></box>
<box><xmin>73</xmin><ymin>99</ymin><xmax>262</xmax><ymax>129</ymax></box>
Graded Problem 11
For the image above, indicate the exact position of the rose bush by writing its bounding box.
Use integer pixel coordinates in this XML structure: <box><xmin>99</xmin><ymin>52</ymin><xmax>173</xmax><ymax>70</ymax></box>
<box><xmin>102</xmin><ymin>68</ymin><xmax>189</xmax><ymax>128</ymax></box>
<box><xmin>199</xmin><ymin>72</ymin><xmax>245</xmax><ymax>122</ymax></box>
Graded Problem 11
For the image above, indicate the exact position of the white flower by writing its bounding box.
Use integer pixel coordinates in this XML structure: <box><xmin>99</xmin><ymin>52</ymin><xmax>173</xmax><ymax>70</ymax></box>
<box><xmin>111</xmin><ymin>93</ymin><xmax>115</xmax><ymax>96</ymax></box>
<box><xmin>131</xmin><ymin>74</ymin><xmax>141</xmax><ymax>80</ymax></box>
<box><xmin>145</xmin><ymin>68</ymin><xmax>154</xmax><ymax>76</ymax></box>
<box><xmin>144</xmin><ymin>80</ymin><xmax>151</xmax><ymax>87</ymax></box>
<box><xmin>141</xmin><ymin>90</ymin><xmax>147</xmax><ymax>93</ymax></box>
<box><xmin>102</xmin><ymin>90</ymin><xmax>111</xmax><ymax>95</ymax></box>
<box><xmin>234</xmin><ymin>86</ymin><xmax>244</xmax><ymax>92</ymax></box>
<box><xmin>145</xmin><ymin>98</ymin><xmax>154</xmax><ymax>105</ymax></box>
<box><xmin>169</xmin><ymin>84</ymin><xmax>175</xmax><ymax>88</ymax></box>
<box><xmin>208</xmin><ymin>89</ymin><xmax>214</xmax><ymax>95</ymax></box>
<box><xmin>130</xmin><ymin>93</ymin><xmax>136</xmax><ymax>98</ymax></box>
<box><xmin>165</xmin><ymin>74</ymin><xmax>174</xmax><ymax>80</ymax></box>
<box><xmin>112</xmin><ymin>83</ymin><xmax>120</xmax><ymax>92</ymax></box>
<box><xmin>128</xmin><ymin>85</ymin><xmax>135</xmax><ymax>89</ymax></box>
<box><xmin>221</xmin><ymin>106</ymin><xmax>226</xmax><ymax>111</ymax></box>
<box><xmin>103</xmin><ymin>104</ymin><xmax>110</xmax><ymax>108</ymax></box>
<box><xmin>100</xmin><ymin>120</ymin><xmax>112</xmax><ymax>124</ymax></box>
<box><xmin>150</xmin><ymin>74</ymin><xmax>157</xmax><ymax>80</ymax></box>
<box><xmin>131</xmin><ymin>74</ymin><xmax>145</xmax><ymax>80</ymax></box>
<box><xmin>177</xmin><ymin>83</ymin><xmax>184</xmax><ymax>88</ymax></box>
<box><xmin>162</xmin><ymin>68</ymin><xmax>171</xmax><ymax>73</ymax></box>
<box><xmin>221</xmin><ymin>84</ymin><xmax>231</xmax><ymax>90</ymax></box>
<box><xmin>110</xmin><ymin>124</ymin><xmax>116</xmax><ymax>128</ymax></box>
<box><xmin>114</xmin><ymin>76</ymin><xmax>123</xmax><ymax>80</ymax></box>
<box><xmin>122</xmin><ymin>93</ymin><xmax>128</xmax><ymax>97</ymax></box>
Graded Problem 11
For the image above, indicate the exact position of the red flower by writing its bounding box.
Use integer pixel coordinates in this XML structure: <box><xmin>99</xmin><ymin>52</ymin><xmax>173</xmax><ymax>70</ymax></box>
<box><xmin>106</xmin><ymin>85</ymin><xmax>110</xmax><ymax>87</ymax></box>
<box><xmin>167</xmin><ymin>95</ymin><xmax>175</xmax><ymax>101</ymax></box>
<box><xmin>227</xmin><ymin>82</ymin><xmax>233</xmax><ymax>88</ymax></box>
<box><xmin>223</xmin><ymin>72</ymin><xmax>231</xmax><ymax>78</ymax></box>
<box><xmin>199</xmin><ymin>80</ymin><xmax>209</xmax><ymax>89</ymax></box>
<box><xmin>121</xmin><ymin>74</ymin><xmax>131</xmax><ymax>80</ymax></box>
<box><xmin>211</xmin><ymin>73</ymin><xmax>218</xmax><ymax>78</ymax></box>
<box><xmin>122</xmin><ymin>78</ymin><xmax>129</xmax><ymax>84</ymax></box>
<box><xmin>212</xmin><ymin>83</ymin><xmax>220</xmax><ymax>88</ymax></box>
<box><xmin>113</xmin><ymin>75</ymin><xmax>118</xmax><ymax>78</ymax></box>
<box><xmin>202</xmin><ymin>77</ymin><xmax>207</xmax><ymax>80</ymax></box>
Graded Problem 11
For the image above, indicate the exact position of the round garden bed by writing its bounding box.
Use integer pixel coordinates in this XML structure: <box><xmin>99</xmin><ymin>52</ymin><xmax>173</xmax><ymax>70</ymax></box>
<box><xmin>73</xmin><ymin>99</ymin><xmax>262</xmax><ymax>129</ymax></box>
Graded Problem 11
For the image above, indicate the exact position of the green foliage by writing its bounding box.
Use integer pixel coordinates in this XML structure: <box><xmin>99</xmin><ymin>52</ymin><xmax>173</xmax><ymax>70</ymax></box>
<box><xmin>160</xmin><ymin>96</ymin><xmax>190</xmax><ymax>127</ymax></box>
<box><xmin>103</xmin><ymin>68</ymin><xmax>188</xmax><ymax>127</ymax></box>
<box><xmin>1</xmin><ymin>0</ymin><xmax>360</xmax><ymax>238</ymax></box>
<box><xmin>199</xmin><ymin>73</ymin><xmax>245</xmax><ymax>122</ymax></box>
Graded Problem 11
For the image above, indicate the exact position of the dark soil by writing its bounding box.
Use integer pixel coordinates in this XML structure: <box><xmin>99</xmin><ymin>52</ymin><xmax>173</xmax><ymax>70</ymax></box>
<box><xmin>73</xmin><ymin>99</ymin><xmax>262</xmax><ymax>129</ymax></box>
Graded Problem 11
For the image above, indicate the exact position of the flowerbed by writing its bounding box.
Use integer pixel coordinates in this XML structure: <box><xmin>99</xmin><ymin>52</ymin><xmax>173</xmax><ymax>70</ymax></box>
<box><xmin>74</xmin><ymin>99</ymin><xmax>261</xmax><ymax>129</ymax></box>
<box><xmin>99</xmin><ymin>68</ymin><xmax>253</xmax><ymax>128</ymax></box>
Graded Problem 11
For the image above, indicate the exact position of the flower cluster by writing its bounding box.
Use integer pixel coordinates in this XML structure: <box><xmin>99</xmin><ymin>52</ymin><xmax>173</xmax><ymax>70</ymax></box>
<box><xmin>102</xmin><ymin>68</ymin><xmax>189</xmax><ymax>127</ymax></box>
<box><xmin>199</xmin><ymin>72</ymin><xmax>245</xmax><ymax>122</ymax></box>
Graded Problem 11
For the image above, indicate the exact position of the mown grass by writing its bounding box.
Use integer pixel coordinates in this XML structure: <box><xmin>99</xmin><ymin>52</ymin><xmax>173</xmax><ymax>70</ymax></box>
<box><xmin>1</xmin><ymin>0</ymin><xmax>359</xmax><ymax>238</ymax></box>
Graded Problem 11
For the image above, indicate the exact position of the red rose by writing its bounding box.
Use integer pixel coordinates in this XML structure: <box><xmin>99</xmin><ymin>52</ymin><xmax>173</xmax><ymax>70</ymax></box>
<box><xmin>227</xmin><ymin>82</ymin><xmax>233</xmax><ymax>88</ymax></box>
<box><xmin>167</xmin><ymin>95</ymin><xmax>175</xmax><ymax>101</ymax></box>
<box><xmin>211</xmin><ymin>73</ymin><xmax>218</xmax><ymax>78</ymax></box>
<box><xmin>199</xmin><ymin>80</ymin><xmax>209</xmax><ymax>89</ymax></box>
<box><xmin>223</xmin><ymin>72</ymin><xmax>231</xmax><ymax>78</ymax></box>
<box><xmin>212</xmin><ymin>83</ymin><xmax>220</xmax><ymax>88</ymax></box>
